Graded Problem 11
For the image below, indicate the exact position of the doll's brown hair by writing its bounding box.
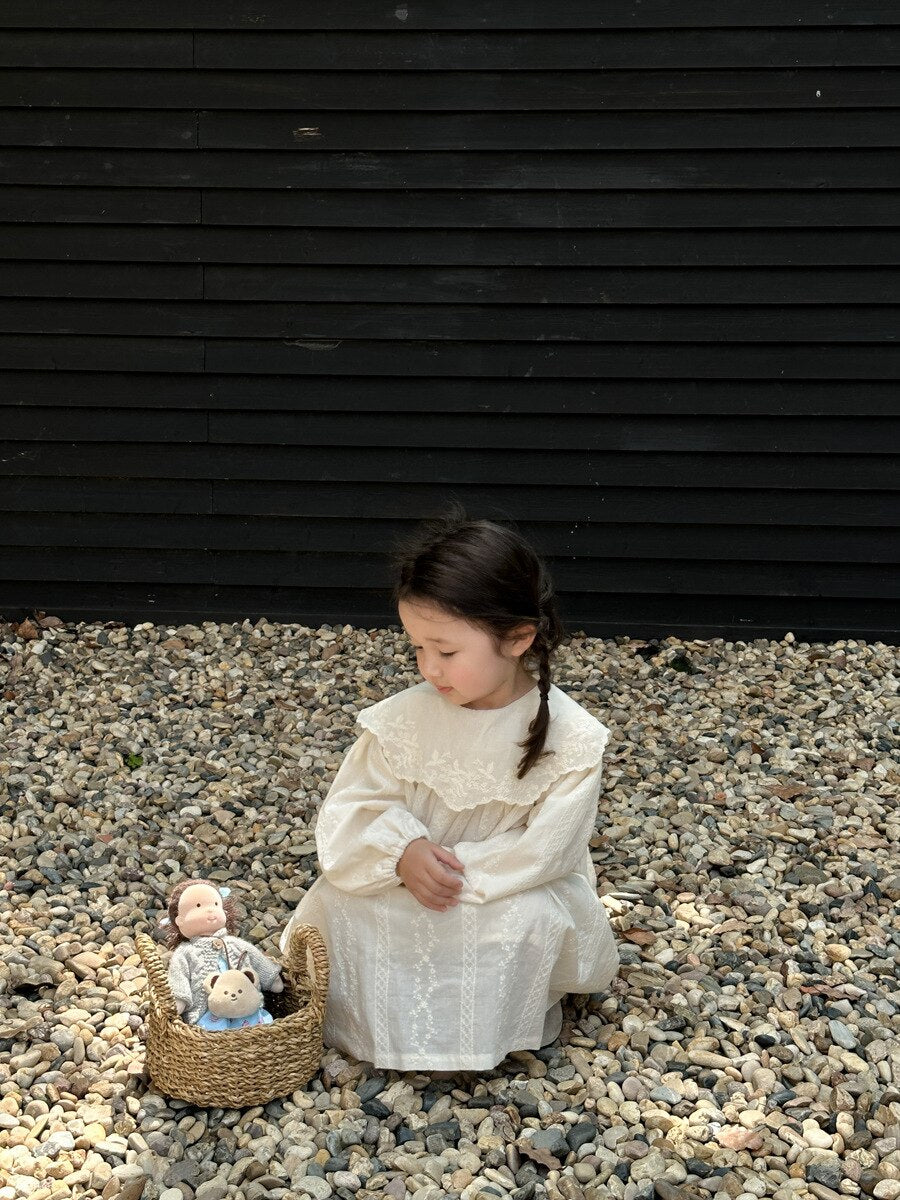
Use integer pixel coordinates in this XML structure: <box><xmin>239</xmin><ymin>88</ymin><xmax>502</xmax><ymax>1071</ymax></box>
<box><xmin>162</xmin><ymin>878</ymin><xmax>240</xmax><ymax>950</ymax></box>
<box><xmin>390</xmin><ymin>502</ymin><xmax>564</xmax><ymax>779</ymax></box>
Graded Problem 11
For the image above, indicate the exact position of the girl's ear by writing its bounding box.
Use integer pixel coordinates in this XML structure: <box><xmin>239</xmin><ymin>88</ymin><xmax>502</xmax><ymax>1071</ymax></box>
<box><xmin>506</xmin><ymin>623</ymin><xmax>537</xmax><ymax>656</ymax></box>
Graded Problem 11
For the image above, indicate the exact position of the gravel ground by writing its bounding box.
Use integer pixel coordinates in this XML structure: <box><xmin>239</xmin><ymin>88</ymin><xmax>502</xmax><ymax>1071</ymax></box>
<box><xmin>1</xmin><ymin>614</ymin><xmax>898</xmax><ymax>1200</ymax></box>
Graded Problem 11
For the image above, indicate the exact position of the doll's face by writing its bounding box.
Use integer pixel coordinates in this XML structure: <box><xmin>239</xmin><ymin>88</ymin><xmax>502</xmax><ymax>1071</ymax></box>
<box><xmin>176</xmin><ymin>883</ymin><xmax>228</xmax><ymax>938</ymax></box>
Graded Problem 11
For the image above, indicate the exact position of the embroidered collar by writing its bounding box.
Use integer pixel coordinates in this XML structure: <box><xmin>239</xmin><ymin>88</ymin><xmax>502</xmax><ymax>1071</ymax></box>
<box><xmin>356</xmin><ymin>681</ymin><xmax>610</xmax><ymax>811</ymax></box>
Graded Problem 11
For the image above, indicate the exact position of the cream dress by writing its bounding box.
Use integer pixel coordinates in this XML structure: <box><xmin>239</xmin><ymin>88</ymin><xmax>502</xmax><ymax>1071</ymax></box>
<box><xmin>280</xmin><ymin>680</ymin><xmax>619</xmax><ymax>1071</ymax></box>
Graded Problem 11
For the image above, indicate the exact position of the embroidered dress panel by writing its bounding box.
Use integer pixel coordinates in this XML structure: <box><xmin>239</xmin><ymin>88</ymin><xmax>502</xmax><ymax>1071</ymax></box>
<box><xmin>280</xmin><ymin>681</ymin><xmax>620</xmax><ymax>1070</ymax></box>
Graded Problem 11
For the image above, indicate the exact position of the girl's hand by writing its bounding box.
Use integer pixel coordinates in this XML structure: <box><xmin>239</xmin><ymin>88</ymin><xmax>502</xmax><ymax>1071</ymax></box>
<box><xmin>396</xmin><ymin>838</ymin><xmax>465</xmax><ymax>912</ymax></box>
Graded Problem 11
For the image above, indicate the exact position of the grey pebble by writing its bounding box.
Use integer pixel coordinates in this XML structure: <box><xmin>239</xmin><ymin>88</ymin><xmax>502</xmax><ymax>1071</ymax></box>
<box><xmin>296</xmin><ymin>1179</ymin><xmax>333</xmax><ymax>1200</ymax></box>
<box><xmin>165</xmin><ymin>1162</ymin><xmax>201</xmax><ymax>1188</ymax></box>
<box><xmin>529</xmin><ymin>1127</ymin><xmax>570</xmax><ymax>1159</ymax></box>
<box><xmin>41</xmin><ymin>1131</ymin><xmax>76</xmax><ymax>1157</ymax></box>
<box><xmin>194</xmin><ymin>1183</ymin><xmax>230</xmax><ymax>1200</ymax></box>
<box><xmin>829</xmin><ymin>1019</ymin><xmax>859</xmax><ymax>1050</ymax></box>
<box><xmin>356</xmin><ymin>1076</ymin><xmax>388</xmax><ymax>1103</ymax></box>
<box><xmin>807</xmin><ymin>1160</ymin><xmax>845</xmax><ymax>1189</ymax></box>
<box><xmin>567</xmin><ymin>1123</ymin><xmax>598</xmax><ymax>1152</ymax></box>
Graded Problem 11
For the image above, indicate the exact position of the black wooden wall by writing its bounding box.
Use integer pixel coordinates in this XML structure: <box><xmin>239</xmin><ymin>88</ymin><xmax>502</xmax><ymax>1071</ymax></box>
<box><xmin>1</xmin><ymin>3</ymin><xmax>898</xmax><ymax>642</ymax></box>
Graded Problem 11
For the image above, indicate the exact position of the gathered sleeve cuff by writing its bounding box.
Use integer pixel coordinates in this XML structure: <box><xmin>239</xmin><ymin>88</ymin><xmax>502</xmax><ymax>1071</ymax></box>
<box><xmin>313</xmin><ymin>727</ymin><xmax>432</xmax><ymax>895</ymax></box>
<box><xmin>450</xmin><ymin>759</ymin><xmax>604</xmax><ymax>905</ymax></box>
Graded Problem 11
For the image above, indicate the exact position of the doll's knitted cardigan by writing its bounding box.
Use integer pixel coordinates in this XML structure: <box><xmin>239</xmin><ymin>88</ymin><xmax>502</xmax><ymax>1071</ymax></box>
<box><xmin>168</xmin><ymin>933</ymin><xmax>282</xmax><ymax>1024</ymax></box>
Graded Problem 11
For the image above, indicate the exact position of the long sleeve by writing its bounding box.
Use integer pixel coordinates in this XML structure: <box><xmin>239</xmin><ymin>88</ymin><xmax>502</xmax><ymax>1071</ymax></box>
<box><xmin>450</xmin><ymin>761</ymin><xmax>603</xmax><ymax>906</ymax></box>
<box><xmin>313</xmin><ymin>727</ymin><xmax>433</xmax><ymax>895</ymax></box>
<box><xmin>168</xmin><ymin>940</ymin><xmax>219</xmax><ymax>1022</ymax></box>
<box><xmin>167</xmin><ymin>944</ymin><xmax>194</xmax><ymax>1015</ymax></box>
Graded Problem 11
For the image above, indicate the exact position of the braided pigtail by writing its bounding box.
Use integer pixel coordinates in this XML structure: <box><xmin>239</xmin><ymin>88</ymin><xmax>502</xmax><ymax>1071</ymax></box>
<box><xmin>515</xmin><ymin>595</ymin><xmax>565</xmax><ymax>779</ymax></box>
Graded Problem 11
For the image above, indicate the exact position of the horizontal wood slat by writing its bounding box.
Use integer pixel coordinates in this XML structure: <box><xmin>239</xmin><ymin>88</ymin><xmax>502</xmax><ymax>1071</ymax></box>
<box><xmin>3</xmin><ymin>408</ymin><xmax>897</xmax><ymax>454</ymax></box>
<box><xmin>3</xmin><ymin>514</ymin><xmax>897</xmax><ymax>560</ymax></box>
<box><xmin>6</xmin><ymin>227</ymin><xmax>900</xmax><ymax>264</ymax></box>
<box><xmin>3</xmin><ymin>148</ymin><xmax>898</xmax><ymax>189</ymax></box>
<box><xmin>1</xmin><ymin>480</ymin><xmax>897</xmax><ymax>532</ymax></box>
<box><xmin>4</xmin><ymin>2</ymin><xmax>899</xmax><ymax>30</ymax></box>
<box><xmin>1</xmin><ymin>479</ymin><xmax>895</xmax><ymax>526</ymax></box>
<box><xmin>3</xmin><ymin>336</ymin><xmax>899</xmax><ymax>378</ymax></box>
<box><xmin>5</xmin><ymin>110</ymin><xmax>900</xmax><ymax>151</ymax></box>
<box><xmin>2</xmin><ymin>299</ymin><xmax>897</xmax><ymax>341</ymax></box>
<box><xmin>4</xmin><ymin>29</ymin><xmax>900</xmax><ymax>70</ymax></box>
<box><xmin>3</xmin><ymin>190</ymin><xmax>897</xmax><ymax>228</ymax></box>
<box><xmin>1</xmin><ymin>545</ymin><xmax>895</xmax><ymax>596</ymax></box>
<box><xmin>7</xmin><ymin>374</ymin><xmax>898</xmax><ymax>416</ymax></box>
<box><xmin>3</xmin><ymin>264</ymin><xmax>898</xmax><ymax>305</ymax></box>
<box><xmin>2</xmin><ymin>71</ymin><xmax>898</xmax><ymax>110</ymax></box>
<box><xmin>1</xmin><ymin>444</ymin><xmax>895</xmax><ymax>489</ymax></box>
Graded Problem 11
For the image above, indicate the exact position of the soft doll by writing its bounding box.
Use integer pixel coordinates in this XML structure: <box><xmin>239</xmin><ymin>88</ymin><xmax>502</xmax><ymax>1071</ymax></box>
<box><xmin>160</xmin><ymin>878</ymin><xmax>283</xmax><ymax>1025</ymax></box>
<box><xmin>195</xmin><ymin>950</ymin><xmax>275</xmax><ymax>1031</ymax></box>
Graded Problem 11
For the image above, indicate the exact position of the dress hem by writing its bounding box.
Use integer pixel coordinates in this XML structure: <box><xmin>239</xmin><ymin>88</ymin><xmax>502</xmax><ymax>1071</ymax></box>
<box><xmin>341</xmin><ymin>1042</ymin><xmax>551</xmax><ymax>1073</ymax></box>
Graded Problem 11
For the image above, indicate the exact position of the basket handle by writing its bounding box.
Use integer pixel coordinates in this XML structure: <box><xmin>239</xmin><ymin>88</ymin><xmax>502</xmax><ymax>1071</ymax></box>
<box><xmin>282</xmin><ymin>923</ymin><xmax>330</xmax><ymax>1020</ymax></box>
<box><xmin>135</xmin><ymin>931</ymin><xmax>179</xmax><ymax>1023</ymax></box>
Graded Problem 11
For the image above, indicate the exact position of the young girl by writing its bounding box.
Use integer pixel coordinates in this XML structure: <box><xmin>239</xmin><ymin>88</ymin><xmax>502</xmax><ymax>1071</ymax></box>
<box><xmin>280</xmin><ymin>509</ymin><xmax>620</xmax><ymax>1072</ymax></box>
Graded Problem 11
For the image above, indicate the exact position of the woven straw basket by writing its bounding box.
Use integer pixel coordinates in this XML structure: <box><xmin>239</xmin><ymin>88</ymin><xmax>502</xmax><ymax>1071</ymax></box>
<box><xmin>136</xmin><ymin>924</ymin><xmax>329</xmax><ymax>1107</ymax></box>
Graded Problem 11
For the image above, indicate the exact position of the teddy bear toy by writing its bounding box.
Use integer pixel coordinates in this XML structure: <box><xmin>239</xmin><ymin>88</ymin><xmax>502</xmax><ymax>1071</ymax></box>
<box><xmin>195</xmin><ymin>951</ymin><xmax>275</xmax><ymax>1031</ymax></box>
<box><xmin>160</xmin><ymin>878</ymin><xmax>283</xmax><ymax>1026</ymax></box>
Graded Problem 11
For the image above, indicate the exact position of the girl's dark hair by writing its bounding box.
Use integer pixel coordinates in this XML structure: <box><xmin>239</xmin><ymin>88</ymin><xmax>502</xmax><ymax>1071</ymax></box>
<box><xmin>390</xmin><ymin>502</ymin><xmax>565</xmax><ymax>779</ymax></box>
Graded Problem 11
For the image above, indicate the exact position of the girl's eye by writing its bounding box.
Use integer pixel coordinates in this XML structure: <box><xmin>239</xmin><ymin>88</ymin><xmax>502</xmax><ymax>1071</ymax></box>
<box><xmin>439</xmin><ymin>651</ymin><xmax>456</xmax><ymax>658</ymax></box>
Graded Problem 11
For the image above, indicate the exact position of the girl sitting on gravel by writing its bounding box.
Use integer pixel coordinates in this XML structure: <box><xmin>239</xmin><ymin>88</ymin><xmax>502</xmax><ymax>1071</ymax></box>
<box><xmin>280</xmin><ymin>507</ymin><xmax>620</xmax><ymax>1072</ymax></box>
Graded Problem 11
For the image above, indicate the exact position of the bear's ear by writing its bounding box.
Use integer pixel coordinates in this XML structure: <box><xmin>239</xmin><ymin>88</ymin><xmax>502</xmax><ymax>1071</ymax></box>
<box><xmin>205</xmin><ymin>974</ymin><xmax>219</xmax><ymax>994</ymax></box>
<box><xmin>243</xmin><ymin>969</ymin><xmax>259</xmax><ymax>987</ymax></box>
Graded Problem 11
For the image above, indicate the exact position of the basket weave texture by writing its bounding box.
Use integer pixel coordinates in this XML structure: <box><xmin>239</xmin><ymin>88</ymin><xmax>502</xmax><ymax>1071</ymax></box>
<box><xmin>136</xmin><ymin>924</ymin><xmax>328</xmax><ymax>1107</ymax></box>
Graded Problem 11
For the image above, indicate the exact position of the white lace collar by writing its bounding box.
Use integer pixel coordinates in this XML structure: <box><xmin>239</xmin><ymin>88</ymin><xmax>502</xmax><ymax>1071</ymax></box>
<box><xmin>355</xmin><ymin>681</ymin><xmax>610</xmax><ymax>811</ymax></box>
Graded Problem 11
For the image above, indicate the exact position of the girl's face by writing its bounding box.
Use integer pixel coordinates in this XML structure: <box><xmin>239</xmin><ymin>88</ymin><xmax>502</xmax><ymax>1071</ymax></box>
<box><xmin>398</xmin><ymin>598</ymin><xmax>537</xmax><ymax>710</ymax></box>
